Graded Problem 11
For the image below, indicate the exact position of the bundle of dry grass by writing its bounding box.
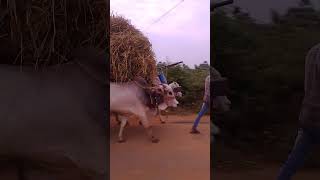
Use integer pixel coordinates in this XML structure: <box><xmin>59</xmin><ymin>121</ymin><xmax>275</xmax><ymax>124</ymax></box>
<box><xmin>0</xmin><ymin>0</ymin><xmax>108</xmax><ymax>68</ymax></box>
<box><xmin>110</xmin><ymin>14</ymin><xmax>157</xmax><ymax>85</ymax></box>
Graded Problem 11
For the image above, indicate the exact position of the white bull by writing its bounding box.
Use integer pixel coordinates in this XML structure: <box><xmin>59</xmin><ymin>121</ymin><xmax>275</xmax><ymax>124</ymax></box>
<box><xmin>110</xmin><ymin>78</ymin><xmax>179</xmax><ymax>143</ymax></box>
<box><xmin>157</xmin><ymin>81</ymin><xmax>183</xmax><ymax>123</ymax></box>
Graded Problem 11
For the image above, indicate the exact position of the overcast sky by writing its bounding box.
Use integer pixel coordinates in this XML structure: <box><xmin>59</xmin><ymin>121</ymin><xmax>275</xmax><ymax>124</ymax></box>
<box><xmin>111</xmin><ymin>0</ymin><xmax>210</xmax><ymax>68</ymax></box>
<box><xmin>111</xmin><ymin>0</ymin><xmax>320</xmax><ymax>67</ymax></box>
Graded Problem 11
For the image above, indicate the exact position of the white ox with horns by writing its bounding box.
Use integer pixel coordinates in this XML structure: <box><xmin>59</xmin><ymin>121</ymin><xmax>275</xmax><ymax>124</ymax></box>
<box><xmin>110</xmin><ymin>77</ymin><xmax>179</xmax><ymax>143</ymax></box>
<box><xmin>156</xmin><ymin>81</ymin><xmax>183</xmax><ymax>123</ymax></box>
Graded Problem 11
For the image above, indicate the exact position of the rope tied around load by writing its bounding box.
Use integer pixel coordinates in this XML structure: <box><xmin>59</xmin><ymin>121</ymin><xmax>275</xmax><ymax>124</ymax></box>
<box><xmin>133</xmin><ymin>78</ymin><xmax>165</xmax><ymax>109</ymax></box>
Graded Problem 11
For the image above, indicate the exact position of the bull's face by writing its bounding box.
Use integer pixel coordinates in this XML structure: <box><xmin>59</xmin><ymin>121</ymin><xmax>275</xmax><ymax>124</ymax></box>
<box><xmin>157</xmin><ymin>84</ymin><xmax>179</xmax><ymax>110</ymax></box>
<box><xmin>168</xmin><ymin>82</ymin><xmax>183</xmax><ymax>97</ymax></box>
<box><xmin>163</xmin><ymin>84</ymin><xmax>179</xmax><ymax>107</ymax></box>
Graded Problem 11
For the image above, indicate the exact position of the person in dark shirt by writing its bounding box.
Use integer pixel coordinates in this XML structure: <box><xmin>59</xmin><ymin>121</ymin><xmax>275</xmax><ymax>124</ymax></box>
<box><xmin>277</xmin><ymin>43</ymin><xmax>320</xmax><ymax>180</ymax></box>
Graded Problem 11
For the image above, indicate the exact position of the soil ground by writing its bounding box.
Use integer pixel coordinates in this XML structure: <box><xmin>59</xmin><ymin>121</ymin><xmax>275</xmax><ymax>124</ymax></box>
<box><xmin>213</xmin><ymin>142</ymin><xmax>320</xmax><ymax>180</ymax></box>
<box><xmin>214</xmin><ymin>165</ymin><xmax>320</xmax><ymax>180</ymax></box>
<box><xmin>110</xmin><ymin>114</ymin><xmax>211</xmax><ymax>180</ymax></box>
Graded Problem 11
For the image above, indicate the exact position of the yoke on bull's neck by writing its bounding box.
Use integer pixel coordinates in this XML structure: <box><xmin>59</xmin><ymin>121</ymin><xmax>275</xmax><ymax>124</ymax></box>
<box><xmin>133</xmin><ymin>77</ymin><xmax>165</xmax><ymax>109</ymax></box>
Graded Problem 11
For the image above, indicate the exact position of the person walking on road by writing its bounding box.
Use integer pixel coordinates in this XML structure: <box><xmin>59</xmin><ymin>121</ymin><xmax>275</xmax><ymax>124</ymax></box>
<box><xmin>190</xmin><ymin>75</ymin><xmax>211</xmax><ymax>134</ymax></box>
<box><xmin>277</xmin><ymin>43</ymin><xmax>320</xmax><ymax>180</ymax></box>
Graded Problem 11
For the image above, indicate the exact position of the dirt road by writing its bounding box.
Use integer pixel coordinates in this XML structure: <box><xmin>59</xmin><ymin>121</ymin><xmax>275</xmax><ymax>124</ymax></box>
<box><xmin>110</xmin><ymin>114</ymin><xmax>210</xmax><ymax>180</ymax></box>
<box><xmin>214</xmin><ymin>166</ymin><xmax>320</xmax><ymax>180</ymax></box>
<box><xmin>213</xmin><ymin>143</ymin><xmax>320</xmax><ymax>180</ymax></box>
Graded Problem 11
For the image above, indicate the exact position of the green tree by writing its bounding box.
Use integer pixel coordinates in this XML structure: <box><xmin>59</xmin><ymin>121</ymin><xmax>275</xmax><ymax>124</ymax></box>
<box><xmin>212</xmin><ymin>5</ymin><xmax>320</xmax><ymax>162</ymax></box>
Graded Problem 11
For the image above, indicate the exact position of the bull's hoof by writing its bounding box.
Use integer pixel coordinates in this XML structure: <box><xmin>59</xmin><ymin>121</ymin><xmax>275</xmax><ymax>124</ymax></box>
<box><xmin>118</xmin><ymin>139</ymin><xmax>126</xmax><ymax>143</ymax></box>
<box><xmin>151</xmin><ymin>138</ymin><xmax>160</xmax><ymax>143</ymax></box>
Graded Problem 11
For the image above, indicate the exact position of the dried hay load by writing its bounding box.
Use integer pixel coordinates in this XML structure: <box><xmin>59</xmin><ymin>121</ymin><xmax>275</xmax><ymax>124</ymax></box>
<box><xmin>0</xmin><ymin>0</ymin><xmax>108</xmax><ymax>68</ymax></box>
<box><xmin>110</xmin><ymin>14</ymin><xmax>157</xmax><ymax>85</ymax></box>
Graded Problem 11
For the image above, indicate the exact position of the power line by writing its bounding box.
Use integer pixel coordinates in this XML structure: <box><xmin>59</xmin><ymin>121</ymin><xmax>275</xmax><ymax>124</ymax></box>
<box><xmin>144</xmin><ymin>0</ymin><xmax>184</xmax><ymax>31</ymax></box>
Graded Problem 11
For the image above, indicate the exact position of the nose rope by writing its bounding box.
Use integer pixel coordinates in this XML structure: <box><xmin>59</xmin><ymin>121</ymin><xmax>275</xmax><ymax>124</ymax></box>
<box><xmin>133</xmin><ymin>80</ymin><xmax>178</xmax><ymax>109</ymax></box>
<box><xmin>132</xmin><ymin>80</ymin><xmax>167</xmax><ymax>109</ymax></box>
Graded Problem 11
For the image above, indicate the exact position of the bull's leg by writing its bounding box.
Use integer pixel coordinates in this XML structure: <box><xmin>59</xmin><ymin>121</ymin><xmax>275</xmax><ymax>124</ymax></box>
<box><xmin>115</xmin><ymin>114</ymin><xmax>130</xmax><ymax>127</ymax></box>
<box><xmin>159</xmin><ymin>115</ymin><xmax>165</xmax><ymax>124</ymax></box>
<box><xmin>118</xmin><ymin>115</ymin><xmax>128</xmax><ymax>143</ymax></box>
<box><xmin>139</xmin><ymin>109</ymin><xmax>162</xmax><ymax>125</ymax></box>
<box><xmin>139</xmin><ymin>114</ymin><xmax>159</xmax><ymax>143</ymax></box>
<box><xmin>158</xmin><ymin>109</ymin><xmax>166</xmax><ymax>124</ymax></box>
<box><xmin>127</xmin><ymin>104</ymin><xmax>159</xmax><ymax>143</ymax></box>
<box><xmin>115</xmin><ymin>114</ymin><xmax>121</xmax><ymax>125</ymax></box>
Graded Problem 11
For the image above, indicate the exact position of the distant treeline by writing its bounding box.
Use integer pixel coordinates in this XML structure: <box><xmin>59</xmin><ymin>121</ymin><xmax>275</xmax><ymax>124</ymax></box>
<box><xmin>212</xmin><ymin>0</ymin><xmax>320</xmax><ymax>161</ymax></box>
